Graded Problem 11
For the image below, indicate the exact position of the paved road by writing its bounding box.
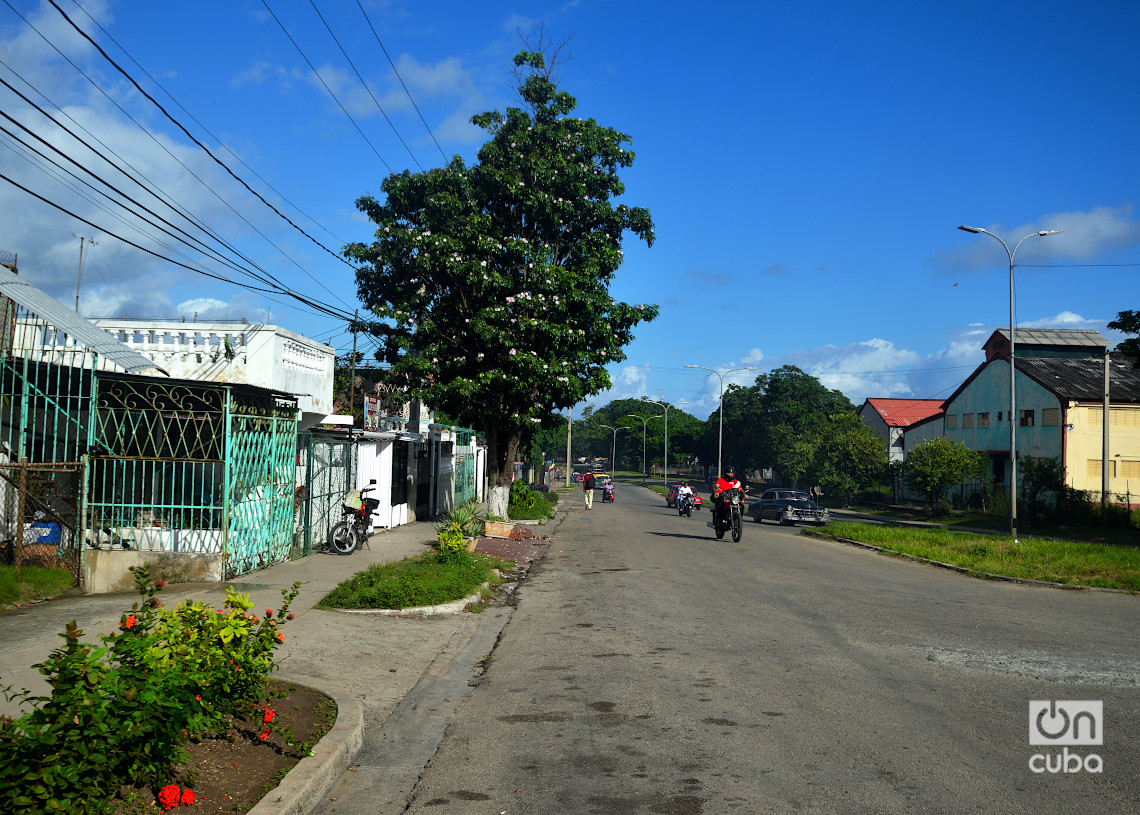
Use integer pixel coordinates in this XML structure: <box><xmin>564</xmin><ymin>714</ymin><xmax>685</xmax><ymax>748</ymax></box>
<box><xmin>399</xmin><ymin>483</ymin><xmax>1140</xmax><ymax>814</ymax></box>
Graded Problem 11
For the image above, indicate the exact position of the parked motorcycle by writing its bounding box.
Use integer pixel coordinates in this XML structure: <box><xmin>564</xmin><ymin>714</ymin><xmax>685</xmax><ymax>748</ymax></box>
<box><xmin>328</xmin><ymin>480</ymin><xmax>379</xmax><ymax>555</ymax></box>
<box><xmin>708</xmin><ymin>487</ymin><xmax>744</xmax><ymax>542</ymax></box>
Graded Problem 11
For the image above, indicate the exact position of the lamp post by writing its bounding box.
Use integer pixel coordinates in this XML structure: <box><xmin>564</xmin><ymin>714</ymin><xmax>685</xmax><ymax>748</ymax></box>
<box><xmin>957</xmin><ymin>225</ymin><xmax>1063</xmax><ymax>542</ymax></box>
<box><xmin>641</xmin><ymin>397</ymin><xmax>687</xmax><ymax>487</ymax></box>
<box><xmin>598</xmin><ymin>425</ymin><xmax>629</xmax><ymax>474</ymax></box>
<box><xmin>685</xmin><ymin>364</ymin><xmax>760</xmax><ymax>477</ymax></box>
<box><xmin>623</xmin><ymin>413</ymin><xmax>660</xmax><ymax>482</ymax></box>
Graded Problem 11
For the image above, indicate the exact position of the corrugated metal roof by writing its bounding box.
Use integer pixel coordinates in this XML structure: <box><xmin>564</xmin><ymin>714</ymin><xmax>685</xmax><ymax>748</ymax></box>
<box><xmin>863</xmin><ymin>398</ymin><xmax>944</xmax><ymax>427</ymax></box>
<box><xmin>993</xmin><ymin>328</ymin><xmax>1108</xmax><ymax>348</ymax></box>
<box><xmin>1018</xmin><ymin>354</ymin><xmax>1140</xmax><ymax>402</ymax></box>
<box><xmin>0</xmin><ymin>265</ymin><xmax>167</xmax><ymax>376</ymax></box>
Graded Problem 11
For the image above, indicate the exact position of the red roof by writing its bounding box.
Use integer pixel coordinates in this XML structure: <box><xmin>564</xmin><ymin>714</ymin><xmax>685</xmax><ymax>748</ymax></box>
<box><xmin>863</xmin><ymin>398</ymin><xmax>943</xmax><ymax>428</ymax></box>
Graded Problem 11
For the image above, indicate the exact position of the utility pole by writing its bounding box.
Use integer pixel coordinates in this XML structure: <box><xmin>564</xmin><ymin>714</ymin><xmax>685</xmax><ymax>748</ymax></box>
<box><xmin>72</xmin><ymin>235</ymin><xmax>97</xmax><ymax>313</ymax></box>
<box><xmin>564</xmin><ymin>406</ymin><xmax>573</xmax><ymax>487</ymax></box>
<box><xmin>349</xmin><ymin>310</ymin><xmax>359</xmax><ymax>425</ymax></box>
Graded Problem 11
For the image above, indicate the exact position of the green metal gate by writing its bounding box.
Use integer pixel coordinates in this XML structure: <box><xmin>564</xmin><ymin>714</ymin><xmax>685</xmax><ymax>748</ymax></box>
<box><xmin>296</xmin><ymin>432</ymin><xmax>355</xmax><ymax>556</ymax></box>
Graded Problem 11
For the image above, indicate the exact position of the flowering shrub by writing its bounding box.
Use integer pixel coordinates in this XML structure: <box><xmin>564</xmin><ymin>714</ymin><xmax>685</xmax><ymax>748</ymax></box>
<box><xmin>0</xmin><ymin>565</ymin><xmax>299</xmax><ymax>814</ymax></box>
<box><xmin>435</xmin><ymin>521</ymin><xmax>471</xmax><ymax>565</ymax></box>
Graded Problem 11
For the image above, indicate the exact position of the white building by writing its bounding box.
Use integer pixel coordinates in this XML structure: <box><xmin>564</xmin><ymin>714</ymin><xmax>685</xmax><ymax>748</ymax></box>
<box><xmin>90</xmin><ymin>319</ymin><xmax>334</xmax><ymax>429</ymax></box>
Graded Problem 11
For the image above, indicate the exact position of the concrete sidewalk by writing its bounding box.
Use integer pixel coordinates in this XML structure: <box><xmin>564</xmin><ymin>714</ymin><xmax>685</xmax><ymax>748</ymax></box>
<box><xmin>0</xmin><ymin>521</ymin><xmax>448</xmax><ymax>722</ymax></box>
<box><xmin>0</xmin><ymin>505</ymin><xmax>569</xmax><ymax>815</ymax></box>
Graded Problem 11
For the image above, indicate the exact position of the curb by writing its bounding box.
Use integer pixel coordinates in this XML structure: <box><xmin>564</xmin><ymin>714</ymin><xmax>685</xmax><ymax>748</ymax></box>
<box><xmin>249</xmin><ymin>673</ymin><xmax>365</xmax><ymax>815</ymax></box>
<box><xmin>327</xmin><ymin>580</ymin><xmax>494</xmax><ymax>618</ymax></box>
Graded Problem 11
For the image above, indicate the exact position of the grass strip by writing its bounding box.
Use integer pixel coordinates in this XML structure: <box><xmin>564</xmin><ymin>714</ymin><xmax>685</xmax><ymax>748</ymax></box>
<box><xmin>315</xmin><ymin>551</ymin><xmax>510</xmax><ymax>610</ymax></box>
<box><xmin>0</xmin><ymin>564</ymin><xmax>75</xmax><ymax>607</ymax></box>
<box><xmin>804</xmin><ymin>521</ymin><xmax>1140</xmax><ymax>592</ymax></box>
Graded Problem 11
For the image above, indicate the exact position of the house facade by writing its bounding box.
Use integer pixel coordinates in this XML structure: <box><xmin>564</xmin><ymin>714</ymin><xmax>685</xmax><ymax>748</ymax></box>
<box><xmin>858</xmin><ymin>398</ymin><xmax>944</xmax><ymax>463</ymax></box>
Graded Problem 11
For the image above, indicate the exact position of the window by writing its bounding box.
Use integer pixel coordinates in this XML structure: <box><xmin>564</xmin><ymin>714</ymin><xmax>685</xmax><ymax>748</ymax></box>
<box><xmin>977</xmin><ymin>412</ymin><xmax>990</xmax><ymax>428</ymax></box>
<box><xmin>1122</xmin><ymin>461</ymin><xmax>1140</xmax><ymax>479</ymax></box>
<box><xmin>1019</xmin><ymin>409</ymin><xmax>1035</xmax><ymax>427</ymax></box>
<box><xmin>1087</xmin><ymin>459</ymin><xmax>1117</xmax><ymax>478</ymax></box>
<box><xmin>962</xmin><ymin>413</ymin><xmax>974</xmax><ymax>429</ymax></box>
<box><xmin>947</xmin><ymin>414</ymin><xmax>958</xmax><ymax>429</ymax></box>
<box><xmin>1042</xmin><ymin>408</ymin><xmax>1059</xmax><ymax>427</ymax></box>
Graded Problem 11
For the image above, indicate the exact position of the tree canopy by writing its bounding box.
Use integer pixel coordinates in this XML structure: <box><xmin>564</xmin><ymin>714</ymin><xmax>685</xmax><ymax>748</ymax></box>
<box><xmin>344</xmin><ymin>51</ymin><xmax>657</xmax><ymax>499</ymax></box>
<box><xmin>1108</xmin><ymin>310</ymin><xmax>1140</xmax><ymax>368</ymax></box>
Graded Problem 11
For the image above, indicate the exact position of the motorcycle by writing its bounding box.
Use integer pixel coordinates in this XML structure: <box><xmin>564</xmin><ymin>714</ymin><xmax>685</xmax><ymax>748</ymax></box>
<box><xmin>677</xmin><ymin>493</ymin><xmax>695</xmax><ymax>517</ymax></box>
<box><xmin>602</xmin><ymin>482</ymin><xmax>615</xmax><ymax>503</ymax></box>
<box><xmin>328</xmin><ymin>480</ymin><xmax>379</xmax><ymax>555</ymax></box>
<box><xmin>708</xmin><ymin>487</ymin><xmax>744</xmax><ymax>542</ymax></box>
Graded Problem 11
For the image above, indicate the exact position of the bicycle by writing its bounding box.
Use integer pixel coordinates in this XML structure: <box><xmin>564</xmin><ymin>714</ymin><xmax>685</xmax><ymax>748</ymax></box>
<box><xmin>327</xmin><ymin>480</ymin><xmax>379</xmax><ymax>555</ymax></box>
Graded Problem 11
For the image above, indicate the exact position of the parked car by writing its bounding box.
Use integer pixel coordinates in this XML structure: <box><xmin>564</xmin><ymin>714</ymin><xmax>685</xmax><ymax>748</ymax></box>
<box><xmin>747</xmin><ymin>489</ymin><xmax>829</xmax><ymax>526</ymax></box>
<box><xmin>665</xmin><ymin>484</ymin><xmax>702</xmax><ymax>509</ymax></box>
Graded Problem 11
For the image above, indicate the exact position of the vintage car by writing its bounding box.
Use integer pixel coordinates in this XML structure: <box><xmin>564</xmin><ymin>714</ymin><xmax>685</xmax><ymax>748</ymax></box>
<box><xmin>747</xmin><ymin>489</ymin><xmax>829</xmax><ymax>526</ymax></box>
<box><xmin>665</xmin><ymin>483</ymin><xmax>702</xmax><ymax>509</ymax></box>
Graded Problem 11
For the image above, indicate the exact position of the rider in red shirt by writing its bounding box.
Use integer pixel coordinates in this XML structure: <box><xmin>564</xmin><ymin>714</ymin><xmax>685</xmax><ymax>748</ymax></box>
<box><xmin>711</xmin><ymin>465</ymin><xmax>746</xmax><ymax>527</ymax></box>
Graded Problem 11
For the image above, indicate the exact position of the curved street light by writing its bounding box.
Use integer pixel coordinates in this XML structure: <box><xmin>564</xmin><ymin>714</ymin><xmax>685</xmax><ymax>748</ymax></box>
<box><xmin>684</xmin><ymin>364</ymin><xmax>761</xmax><ymax>477</ymax></box>
<box><xmin>641</xmin><ymin>397</ymin><xmax>688</xmax><ymax>487</ymax></box>
<box><xmin>623</xmin><ymin>413</ymin><xmax>661</xmax><ymax>482</ymax></box>
<box><xmin>957</xmin><ymin>225</ymin><xmax>1063</xmax><ymax>543</ymax></box>
<box><xmin>598</xmin><ymin>424</ymin><xmax>630</xmax><ymax>474</ymax></box>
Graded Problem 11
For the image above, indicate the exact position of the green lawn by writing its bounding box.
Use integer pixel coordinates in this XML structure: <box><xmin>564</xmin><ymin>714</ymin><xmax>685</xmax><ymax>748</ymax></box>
<box><xmin>316</xmin><ymin>551</ymin><xmax>512</xmax><ymax>610</ymax></box>
<box><xmin>805</xmin><ymin>521</ymin><xmax>1140</xmax><ymax>592</ymax></box>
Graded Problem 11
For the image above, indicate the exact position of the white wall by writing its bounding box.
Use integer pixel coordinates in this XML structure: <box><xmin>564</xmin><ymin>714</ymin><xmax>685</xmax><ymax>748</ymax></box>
<box><xmin>91</xmin><ymin>320</ymin><xmax>334</xmax><ymax>422</ymax></box>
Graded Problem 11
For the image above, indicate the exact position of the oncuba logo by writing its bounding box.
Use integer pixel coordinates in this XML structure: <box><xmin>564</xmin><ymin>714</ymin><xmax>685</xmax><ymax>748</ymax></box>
<box><xmin>1029</xmin><ymin>700</ymin><xmax>1103</xmax><ymax>774</ymax></box>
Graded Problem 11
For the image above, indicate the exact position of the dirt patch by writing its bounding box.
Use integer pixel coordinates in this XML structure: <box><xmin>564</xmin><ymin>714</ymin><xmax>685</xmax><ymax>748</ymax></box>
<box><xmin>111</xmin><ymin>679</ymin><xmax>335</xmax><ymax>813</ymax></box>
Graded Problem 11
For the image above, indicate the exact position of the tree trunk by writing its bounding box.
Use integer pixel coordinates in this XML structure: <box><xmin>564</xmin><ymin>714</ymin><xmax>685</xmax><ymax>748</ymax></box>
<box><xmin>488</xmin><ymin>484</ymin><xmax>510</xmax><ymax>520</ymax></box>
<box><xmin>483</xmin><ymin>418</ymin><xmax>521</xmax><ymax>521</ymax></box>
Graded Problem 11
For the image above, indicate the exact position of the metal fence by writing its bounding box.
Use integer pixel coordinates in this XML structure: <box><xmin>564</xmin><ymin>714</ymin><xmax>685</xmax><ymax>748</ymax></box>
<box><xmin>296</xmin><ymin>432</ymin><xmax>355</xmax><ymax>556</ymax></box>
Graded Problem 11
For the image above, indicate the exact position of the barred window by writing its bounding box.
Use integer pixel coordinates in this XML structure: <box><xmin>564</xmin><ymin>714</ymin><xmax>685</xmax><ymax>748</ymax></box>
<box><xmin>962</xmin><ymin>413</ymin><xmax>974</xmax><ymax>429</ymax></box>
<box><xmin>1019</xmin><ymin>409</ymin><xmax>1035</xmax><ymax>427</ymax></box>
<box><xmin>1042</xmin><ymin>408</ymin><xmax>1059</xmax><ymax>426</ymax></box>
<box><xmin>947</xmin><ymin>414</ymin><xmax>958</xmax><ymax>429</ymax></box>
<box><xmin>977</xmin><ymin>413</ymin><xmax>990</xmax><ymax>428</ymax></box>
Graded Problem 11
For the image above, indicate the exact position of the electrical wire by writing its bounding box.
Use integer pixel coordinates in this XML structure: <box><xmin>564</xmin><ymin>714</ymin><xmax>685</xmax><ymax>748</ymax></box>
<box><xmin>308</xmin><ymin>0</ymin><xmax>423</xmax><ymax>172</ymax></box>
<box><xmin>259</xmin><ymin>0</ymin><xmax>394</xmax><ymax>175</ymax></box>
<box><xmin>68</xmin><ymin>0</ymin><xmax>349</xmax><ymax>247</ymax></box>
<box><xmin>44</xmin><ymin>0</ymin><xmax>356</xmax><ymax>278</ymax></box>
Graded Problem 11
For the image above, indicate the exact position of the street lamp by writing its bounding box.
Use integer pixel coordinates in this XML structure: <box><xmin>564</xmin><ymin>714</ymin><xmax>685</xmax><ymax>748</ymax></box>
<box><xmin>641</xmin><ymin>397</ymin><xmax>688</xmax><ymax>487</ymax></box>
<box><xmin>957</xmin><ymin>224</ymin><xmax>1063</xmax><ymax>542</ymax></box>
<box><xmin>685</xmin><ymin>364</ymin><xmax>761</xmax><ymax>477</ymax></box>
<box><xmin>598</xmin><ymin>425</ymin><xmax>630</xmax><ymax>474</ymax></box>
<box><xmin>623</xmin><ymin>413</ymin><xmax>661</xmax><ymax>482</ymax></box>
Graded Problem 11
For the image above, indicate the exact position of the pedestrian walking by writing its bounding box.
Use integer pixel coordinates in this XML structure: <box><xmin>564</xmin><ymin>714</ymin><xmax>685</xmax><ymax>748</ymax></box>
<box><xmin>583</xmin><ymin>471</ymin><xmax>596</xmax><ymax>510</ymax></box>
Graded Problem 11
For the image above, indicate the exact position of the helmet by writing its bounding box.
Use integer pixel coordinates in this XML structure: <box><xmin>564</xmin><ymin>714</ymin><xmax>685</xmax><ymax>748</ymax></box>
<box><xmin>724</xmin><ymin>465</ymin><xmax>735</xmax><ymax>475</ymax></box>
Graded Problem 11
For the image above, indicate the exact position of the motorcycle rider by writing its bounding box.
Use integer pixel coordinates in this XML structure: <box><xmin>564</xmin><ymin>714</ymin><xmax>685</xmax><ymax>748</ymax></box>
<box><xmin>675</xmin><ymin>481</ymin><xmax>694</xmax><ymax>510</ymax></box>
<box><xmin>709</xmin><ymin>466</ymin><xmax>745</xmax><ymax>529</ymax></box>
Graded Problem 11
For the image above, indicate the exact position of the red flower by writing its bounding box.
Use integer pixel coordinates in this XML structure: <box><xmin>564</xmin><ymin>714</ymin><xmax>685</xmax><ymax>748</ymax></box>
<box><xmin>263</xmin><ymin>707</ymin><xmax>276</xmax><ymax>723</ymax></box>
<box><xmin>157</xmin><ymin>784</ymin><xmax>181</xmax><ymax>811</ymax></box>
<box><xmin>287</xmin><ymin>612</ymin><xmax>296</xmax><ymax>620</ymax></box>
<box><xmin>259</xmin><ymin>730</ymin><xmax>270</xmax><ymax>740</ymax></box>
<box><xmin>123</xmin><ymin>615</ymin><xmax>137</xmax><ymax>630</ymax></box>
<box><xmin>275</xmin><ymin>631</ymin><xmax>284</xmax><ymax>643</ymax></box>
<box><xmin>154</xmin><ymin>578</ymin><xmax>167</xmax><ymax>589</ymax></box>
<box><xmin>265</xmin><ymin>608</ymin><xmax>273</xmax><ymax>618</ymax></box>
<box><xmin>180</xmin><ymin>788</ymin><xmax>196</xmax><ymax>806</ymax></box>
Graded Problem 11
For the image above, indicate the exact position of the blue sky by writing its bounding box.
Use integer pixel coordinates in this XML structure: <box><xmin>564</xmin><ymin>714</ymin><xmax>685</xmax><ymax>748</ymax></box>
<box><xmin>2</xmin><ymin>0</ymin><xmax>1138</xmax><ymax>421</ymax></box>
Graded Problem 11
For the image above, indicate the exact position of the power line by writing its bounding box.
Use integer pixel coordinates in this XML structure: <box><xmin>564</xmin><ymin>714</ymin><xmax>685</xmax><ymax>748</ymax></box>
<box><xmin>44</xmin><ymin>0</ymin><xmax>356</xmax><ymax>276</ymax></box>
<box><xmin>0</xmin><ymin>12</ymin><xmax>351</xmax><ymax>309</ymax></box>
<box><xmin>260</xmin><ymin>0</ymin><xmax>395</xmax><ymax>175</ymax></box>
<box><xmin>308</xmin><ymin>0</ymin><xmax>423</xmax><ymax>171</ymax></box>
<box><xmin>68</xmin><ymin>0</ymin><xmax>348</xmax><ymax>247</ymax></box>
<box><xmin>354</xmin><ymin>0</ymin><xmax>448</xmax><ymax>162</ymax></box>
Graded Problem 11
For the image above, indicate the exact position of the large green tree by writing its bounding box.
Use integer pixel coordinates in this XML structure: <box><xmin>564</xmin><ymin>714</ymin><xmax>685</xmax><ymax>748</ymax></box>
<box><xmin>714</xmin><ymin>366</ymin><xmax>854</xmax><ymax>481</ymax></box>
<box><xmin>810</xmin><ymin>413</ymin><xmax>888</xmax><ymax>506</ymax></box>
<box><xmin>345</xmin><ymin>51</ymin><xmax>657</xmax><ymax>516</ymax></box>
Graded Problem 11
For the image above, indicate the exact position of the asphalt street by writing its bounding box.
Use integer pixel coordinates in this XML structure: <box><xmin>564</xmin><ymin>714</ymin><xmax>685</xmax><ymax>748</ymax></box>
<box><xmin>396</xmin><ymin>482</ymin><xmax>1140</xmax><ymax>815</ymax></box>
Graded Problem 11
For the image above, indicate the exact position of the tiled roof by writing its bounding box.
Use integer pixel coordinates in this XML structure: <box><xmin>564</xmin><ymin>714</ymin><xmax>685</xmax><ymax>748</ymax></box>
<box><xmin>1017</xmin><ymin>354</ymin><xmax>1140</xmax><ymax>402</ymax></box>
<box><xmin>863</xmin><ymin>398</ymin><xmax>944</xmax><ymax>427</ymax></box>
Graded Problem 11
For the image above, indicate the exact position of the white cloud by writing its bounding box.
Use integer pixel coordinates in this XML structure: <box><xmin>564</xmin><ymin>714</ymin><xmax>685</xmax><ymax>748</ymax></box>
<box><xmin>932</xmin><ymin>204</ymin><xmax>1140</xmax><ymax>275</ymax></box>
